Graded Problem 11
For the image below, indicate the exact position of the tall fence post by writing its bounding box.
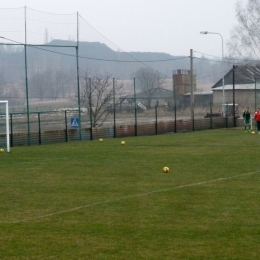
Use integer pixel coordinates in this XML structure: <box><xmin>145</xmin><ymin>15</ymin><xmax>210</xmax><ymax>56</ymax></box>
<box><xmin>10</xmin><ymin>113</ymin><xmax>13</xmax><ymax>147</ymax></box>
<box><xmin>38</xmin><ymin>112</ymin><xmax>41</xmax><ymax>145</ymax></box>
<box><xmin>190</xmin><ymin>49</ymin><xmax>195</xmax><ymax>131</ymax></box>
<box><xmin>233</xmin><ymin>65</ymin><xmax>236</xmax><ymax>127</ymax></box>
<box><xmin>155</xmin><ymin>100</ymin><xmax>158</xmax><ymax>134</ymax></box>
<box><xmin>76</xmin><ymin>12</ymin><xmax>82</xmax><ymax>140</ymax></box>
<box><xmin>134</xmin><ymin>78</ymin><xmax>137</xmax><ymax>136</ymax></box>
<box><xmin>113</xmin><ymin>78</ymin><xmax>116</xmax><ymax>138</ymax></box>
<box><xmin>65</xmin><ymin>110</ymin><xmax>68</xmax><ymax>142</ymax></box>
<box><xmin>24</xmin><ymin>7</ymin><xmax>31</xmax><ymax>145</ymax></box>
<box><xmin>172</xmin><ymin>73</ymin><xmax>177</xmax><ymax>133</ymax></box>
<box><xmin>89</xmin><ymin>78</ymin><xmax>93</xmax><ymax>140</ymax></box>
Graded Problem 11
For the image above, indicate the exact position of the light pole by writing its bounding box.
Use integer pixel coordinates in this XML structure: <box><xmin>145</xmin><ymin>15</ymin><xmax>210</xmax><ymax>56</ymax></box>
<box><xmin>200</xmin><ymin>31</ymin><xmax>225</xmax><ymax>115</ymax></box>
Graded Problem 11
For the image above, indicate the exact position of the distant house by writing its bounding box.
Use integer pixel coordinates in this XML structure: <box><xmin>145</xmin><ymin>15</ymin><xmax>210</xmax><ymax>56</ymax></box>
<box><xmin>212</xmin><ymin>84</ymin><xmax>259</xmax><ymax>108</ymax></box>
<box><xmin>183</xmin><ymin>91</ymin><xmax>213</xmax><ymax>109</ymax></box>
<box><xmin>212</xmin><ymin>65</ymin><xmax>260</xmax><ymax>89</ymax></box>
<box><xmin>211</xmin><ymin>65</ymin><xmax>260</xmax><ymax>111</ymax></box>
<box><xmin>120</xmin><ymin>87</ymin><xmax>173</xmax><ymax>109</ymax></box>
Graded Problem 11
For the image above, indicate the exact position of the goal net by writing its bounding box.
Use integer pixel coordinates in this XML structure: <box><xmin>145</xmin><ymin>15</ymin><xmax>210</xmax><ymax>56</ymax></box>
<box><xmin>0</xmin><ymin>101</ymin><xmax>10</xmax><ymax>152</ymax></box>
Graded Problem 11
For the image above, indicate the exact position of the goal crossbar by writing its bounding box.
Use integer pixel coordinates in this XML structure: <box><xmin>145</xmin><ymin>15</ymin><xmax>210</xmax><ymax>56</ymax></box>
<box><xmin>0</xmin><ymin>100</ymin><xmax>10</xmax><ymax>152</ymax></box>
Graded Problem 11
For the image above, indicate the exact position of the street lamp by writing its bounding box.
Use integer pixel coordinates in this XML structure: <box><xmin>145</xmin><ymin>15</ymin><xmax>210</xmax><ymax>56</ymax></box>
<box><xmin>200</xmin><ymin>31</ymin><xmax>225</xmax><ymax>115</ymax></box>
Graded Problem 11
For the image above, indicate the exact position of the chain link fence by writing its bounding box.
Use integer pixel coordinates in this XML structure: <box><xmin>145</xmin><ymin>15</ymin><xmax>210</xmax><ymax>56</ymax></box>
<box><xmin>0</xmin><ymin>7</ymin><xmax>253</xmax><ymax>148</ymax></box>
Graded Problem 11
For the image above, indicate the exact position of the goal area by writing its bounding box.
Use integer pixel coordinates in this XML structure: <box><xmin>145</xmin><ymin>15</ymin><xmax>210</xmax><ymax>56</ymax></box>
<box><xmin>0</xmin><ymin>101</ymin><xmax>10</xmax><ymax>152</ymax></box>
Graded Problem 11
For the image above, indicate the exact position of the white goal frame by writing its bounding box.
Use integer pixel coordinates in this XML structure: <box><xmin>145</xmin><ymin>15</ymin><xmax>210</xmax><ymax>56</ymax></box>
<box><xmin>0</xmin><ymin>100</ymin><xmax>10</xmax><ymax>152</ymax></box>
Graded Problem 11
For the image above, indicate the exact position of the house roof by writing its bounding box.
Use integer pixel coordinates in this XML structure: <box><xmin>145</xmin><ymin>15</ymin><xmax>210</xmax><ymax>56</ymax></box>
<box><xmin>213</xmin><ymin>83</ymin><xmax>260</xmax><ymax>90</ymax></box>
<box><xmin>184</xmin><ymin>91</ymin><xmax>213</xmax><ymax>96</ymax></box>
<box><xmin>122</xmin><ymin>87</ymin><xmax>173</xmax><ymax>99</ymax></box>
<box><xmin>212</xmin><ymin>65</ymin><xmax>260</xmax><ymax>88</ymax></box>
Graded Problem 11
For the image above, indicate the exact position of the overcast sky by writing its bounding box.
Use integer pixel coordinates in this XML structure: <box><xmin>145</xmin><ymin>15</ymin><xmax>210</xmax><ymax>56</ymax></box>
<box><xmin>0</xmin><ymin>0</ymin><xmax>246</xmax><ymax>58</ymax></box>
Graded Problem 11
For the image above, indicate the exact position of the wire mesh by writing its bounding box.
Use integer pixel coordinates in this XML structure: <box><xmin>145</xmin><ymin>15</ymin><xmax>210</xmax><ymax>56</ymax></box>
<box><xmin>0</xmin><ymin>7</ymin><xmax>247</xmax><ymax>147</ymax></box>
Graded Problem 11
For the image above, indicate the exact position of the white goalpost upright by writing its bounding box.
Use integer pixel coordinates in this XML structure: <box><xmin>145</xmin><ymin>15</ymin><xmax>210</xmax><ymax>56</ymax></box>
<box><xmin>0</xmin><ymin>100</ymin><xmax>10</xmax><ymax>152</ymax></box>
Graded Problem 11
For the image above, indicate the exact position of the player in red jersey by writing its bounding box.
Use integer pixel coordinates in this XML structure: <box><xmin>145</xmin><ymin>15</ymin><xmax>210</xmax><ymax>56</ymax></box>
<box><xmin>254</xmin><ymin>108</ymin><xmax>260</xmax><ymax>134</ymax></box>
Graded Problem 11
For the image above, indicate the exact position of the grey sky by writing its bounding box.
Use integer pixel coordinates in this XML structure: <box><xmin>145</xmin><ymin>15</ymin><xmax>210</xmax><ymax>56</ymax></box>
<box><xmin>0</xmin><ymin>0</ymin><xmax>245</xmax><ymax>58</ymax></box>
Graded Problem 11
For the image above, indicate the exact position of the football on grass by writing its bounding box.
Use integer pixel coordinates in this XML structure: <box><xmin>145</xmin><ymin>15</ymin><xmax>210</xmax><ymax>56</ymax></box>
<box><xmin>163</xmin><ymin>167</ymin><xmax>169</xmax><ymax>173</ymax></box>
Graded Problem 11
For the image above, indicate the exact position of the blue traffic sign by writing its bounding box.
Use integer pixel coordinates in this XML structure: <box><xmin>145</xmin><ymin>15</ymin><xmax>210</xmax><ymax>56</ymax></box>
<box><xmin>70</xmin><ymin>118</ymin><xmax>79</xmax><ymax>128</ymax></box>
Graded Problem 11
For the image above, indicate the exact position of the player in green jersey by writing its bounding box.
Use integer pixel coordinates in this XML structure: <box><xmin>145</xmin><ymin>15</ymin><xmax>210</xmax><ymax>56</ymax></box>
<box><xmin>243</xmin><ymin>107</ymin><xmax>251</xmax><ymax>132</ymax></box>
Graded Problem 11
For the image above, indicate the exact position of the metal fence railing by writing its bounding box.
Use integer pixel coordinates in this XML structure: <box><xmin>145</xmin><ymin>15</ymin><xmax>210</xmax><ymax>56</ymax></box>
<box><xmin>0</xmin><ymin>105</ymin><xmax>241</xmax><ymax>148</ymax></box>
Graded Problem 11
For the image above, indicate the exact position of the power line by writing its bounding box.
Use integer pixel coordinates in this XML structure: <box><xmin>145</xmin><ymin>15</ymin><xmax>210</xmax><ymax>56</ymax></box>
<box><xmin>0</xmin><ymin>36</ymin><xmax>188</xmax><ymax>63</ymax></box>
<box><xmin>195</xmin><ymin>50</ymin><xmax>260</xmax><ymax>65</ymax></box>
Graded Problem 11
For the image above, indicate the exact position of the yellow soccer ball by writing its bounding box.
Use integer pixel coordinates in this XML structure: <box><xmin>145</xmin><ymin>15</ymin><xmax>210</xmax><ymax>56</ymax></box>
<box><xmin>163</xmin><ymin>167</ymin><xmax>169</xmax><ymax>173</ymax></box>
<box><xmin>121</xmin><ymin>141</ymin><xmax>125</xmax><ymax>145</ymax></box>
<box><xmin>99</xmin><ymin>138</ymin><xmax>103</xmax><ymax>142</ymax></box>
<box><xmin>251</xmin><ymin>131</ymin><xmax>255</xmax><ymax>135</ymax></box>
<box><xmin>0</xmin><ymin>148</ymin><xmax>4</xmax><ymax>153</ymax></box>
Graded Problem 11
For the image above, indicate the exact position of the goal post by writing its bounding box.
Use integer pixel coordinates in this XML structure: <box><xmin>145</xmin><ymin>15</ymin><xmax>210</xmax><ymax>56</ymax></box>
<box><xmin>0</xmin><ymin>100</ymin><xmax>10</xmax><ymax>152</ymax></box>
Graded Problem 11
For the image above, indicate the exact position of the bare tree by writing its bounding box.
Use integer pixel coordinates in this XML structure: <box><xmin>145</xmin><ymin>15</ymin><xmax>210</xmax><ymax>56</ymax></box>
<box><xmin>228</xmin><ymin>0</ymin><xmax>260</xmax><ymax>60</ymax></box>
<box><xmin>29</xmin><ymin>69</ymin><xmax>69</xmax><ymax>100</ymax></box>
<box><xmin>80</xmin><ymin>72</ymin><xmax>125</xmax><ymax>127</ymax></box>
<box><xmin>134</xmin><ymin>67</ymin><xmax>166</xmax><ymax>108</ymax></box>
<box><xmin>29</xmin><ymin>71</ymin><xmax>48</xmax><ymax>100</ymax></box>
<box><xmin>50</xmin><ymin>70</ymin><xmax>70</xmax><ymax>99</ymax></box>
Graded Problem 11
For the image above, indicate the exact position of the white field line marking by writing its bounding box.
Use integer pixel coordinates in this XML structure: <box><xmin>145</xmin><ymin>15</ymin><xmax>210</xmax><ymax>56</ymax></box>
<box><xmin>1</xmin><ymin>170</ymin><xmax>260</xmax><ymax>224</ymax></box>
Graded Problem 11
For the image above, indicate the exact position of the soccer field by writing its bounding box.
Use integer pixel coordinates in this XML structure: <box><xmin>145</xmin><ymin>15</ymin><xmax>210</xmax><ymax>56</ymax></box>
<box><xmin>0</xmin><ymin>129</ymin><xmax>260</xmax><ymax>259</ymax></box>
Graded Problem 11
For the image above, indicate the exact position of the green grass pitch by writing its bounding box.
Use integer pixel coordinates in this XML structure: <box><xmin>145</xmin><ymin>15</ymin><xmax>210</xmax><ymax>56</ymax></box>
<box><xmin>0</xmin><ymin>129</ymin><xmax>260</xmax><ymax>259</ymax></box>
